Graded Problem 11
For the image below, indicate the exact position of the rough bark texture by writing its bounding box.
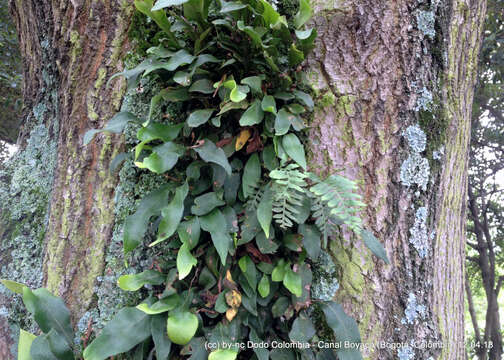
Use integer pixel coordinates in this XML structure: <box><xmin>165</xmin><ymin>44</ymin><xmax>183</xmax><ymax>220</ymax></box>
<box><xmin>307</xmin><ymin>0</ymin><xmax>485</xmax><ymax>359</ymax></box>
<box><xmin>0</xmin><ymin>0</ymin><xmax>133</xmax><ymax>355</ymax></box>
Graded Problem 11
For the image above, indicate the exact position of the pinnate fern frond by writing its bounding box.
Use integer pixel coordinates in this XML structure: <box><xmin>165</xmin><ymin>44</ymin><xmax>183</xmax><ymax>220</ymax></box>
<box><xmin>270</xmin><ymin>164</ymin><xmax>308</xmax><ymax>229</ymax></box>
<box><xmin>309</xmin><ymin>174</ymin><xmax>366</xmax><ymax>236</ymax></box>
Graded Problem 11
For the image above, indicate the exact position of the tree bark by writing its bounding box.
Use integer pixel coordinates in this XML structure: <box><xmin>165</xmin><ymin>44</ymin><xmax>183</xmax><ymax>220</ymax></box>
<box><xmin>0</xmin><ymin>0</ymin><xmax>487</xmax><ymax>359</ymax></box>
<box><xmin>0</xmin><ymin>0</ymin><xmax>132</xmax><ymax>356</ymax></box>
<box><xmin>307</xmin><ymin>0</ymin><xmax>486</xmax><ymax>359</ymax></box>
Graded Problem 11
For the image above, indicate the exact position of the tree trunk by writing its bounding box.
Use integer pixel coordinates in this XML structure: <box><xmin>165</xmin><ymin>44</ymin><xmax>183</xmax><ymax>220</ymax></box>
<box><xmin>307</xmin><ymin>0</ymin><xmax>485</xmax><ymax>359</ymax></box>
<box><xmin>0</xmin><ymin>0</ymin><xmax>132</xmax><ymax>356</ymax></box>
<box><xmin>0</xmin><ymin>0</ymin><xmax>486</xmax><ymax>359</ymax></box>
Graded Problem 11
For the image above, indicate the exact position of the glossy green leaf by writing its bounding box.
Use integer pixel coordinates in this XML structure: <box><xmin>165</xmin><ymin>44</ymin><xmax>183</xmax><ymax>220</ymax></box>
<box><xmin>165</xmin><ymin>49</ymin><xmax>196</xmax><ymax>71</ymax></box>
<box><xmin>135</xmin><ymin>0</ymin><xmax>179</xmax><ymax>45</ymax></box>
<box><xmin>174</xmin><ymin>71</ymin><xmax>192</xmax><ymax>86</ymax></box>
<box><xmin>135</xmin><ymin>142</ymin><xmax>184</xmax><ymax>174</ymax></box>
<box><xmin>256</xmin><ymin>232</ymin><xmax>278</xmax><ymax>254</ymax></box>
<box><xmin>200</xmin><ymin>209</ymin><xmax>232</xmax><ymax>265</ymax></box>
<box><xmin>18</xmin><ymin>329</ymin><xmax>36</xmax><ymax>360</ymax></box>
<box><xmin>361</xmin><ymin>229</ymin><xmax>390</xmax><ymax>264</ymax></box>
<box><xmin>257</xmin><ymin>185</ymin><xmax>273</xmax><ymax>237</ymax></box>
<box><xmin>189</xmin><ymin>79</ymin><xmax>214</xmax><ymax>94</ymax></box>
<box><xmin>239</xmin><ymin>99</ymin><xmax>264</xmax><ymax>126</ymax></box>
<box><xmin>296</xmin><ymin>28</ymin><xmax>317</xmax><ymax>54</ymax></box>
<box><xmin>261</xmin><ymin>95</ymin><xmax>277</xmax><ymax>114</ymax></box>
<box><xmin>271</xmin><ymin>260</ymin><xmax>287</xmax><ymax>282</ymax></box>
<box><xmin>321</xmin><ymin>302</ymin><xmax>363</xmax><ymax>360</ymax></box>
<box><xmin>271</xmin><ymin>296</ymin><xmax>289</xmax><ymax>317</ymax></box>
<box><xmin>152</xmin><ymin>0</ymin><xmax>190</xmax><ymax>11</ymax></box>
<box><xmin>282</xmin><ymin>133</ymin><xmax>307</xmax><ymax>170</ymax></box>
<box><xmin>117</xmin><ymin>270</ymin><xmax>165</xmax><ymax>291</ymax></box>
<box><xmin>208</xmin><ymin>349</ymin><xmax>238</xmax><ymax>360</ymax></box>
<box><xmin>242</xmin><ymin>153</ymin><xmax>261</xmax><ymax>198</ymax></box>
<box><xmin>288</xmin><ymin>44</ymin><xmax>304</xmax><ymax>66</ymax></box>
<box><xmin>239</xmin><ymin>255</ymin><xmax>257</xmax><ymax>290</ymax></box>
<box><xmin>83</xmin><ymin>307</ymin><xmax>151</xmax><ymax>360</ymax></box>
<box><xmin>159</xmin><ymin>87</ymin><xmax>191</xmax><ymax>102</ymax></box>
<box><xmin>177</xmin><ymin>217</ymin><xmax>201</xmax><ymax>250</ymax></box>
<box><xmin>1</xmin><ymin>279</ymin><xmax>26</xmax><ymax>294</ymax></box>
<box><xmin>29</xmin><ymin>334</ymin><xmax>58</xmax><ymax>360</ymax></box>
<box><xmin>283</xmin><ymin>267</ymin><xmax>302</xmax><ymax>297</ymax></box>
<box><xmin>194</xmin><ymin>139</ymin><xmax>232</xmax><ymax>175</ymax></box>
<box><xmin>124</xmin><ymin>185</ymin><xmax>171</xmax><ymax>253</ymax></box>
<box><xmin>294</xmin><ymin>0</ymin><xmax>312</xmax><ymax>29</ymax></box>
<box><xmin>150</xmin><ymin>315</ymin><xmax>172</xmax><ymax>360</ymax></box>
<box><xmin>177</xmin><ymin>243</ymin><xmax>198</xmax><ymax>279</ymax></box>
<box><xmin>289</xmin><ymin>312</ymin><xmax>316</xmax><ymax>343</ymax></box>
<box><xmin>293</xmin><ymin>90</ymin><xmax>314</xmax><ymax>109</ymax></box>
<box><xmin>167</xmin><ymin>311</ymin><xmax>199</xmax><ymax>345</ymax></box>
<box><xmin>258</xmin><ymin>275</ymin><xmax>270</xmax><ymax>298</ymax></box>
<box><xmin>187</xmin><ymin>109</ymin><xmax>215</xmax><ymax>127</ymax></box>
<box><xmin>137</xmin><ymin>295</ymin><xmax>180</xmax><ymax>314</ymax></box>
<box><xmin>152</xmin><ymin>182</ymin><xmax>189</xmax><ymax>246</ymax></box>
<box><xmin>220</xmin><ymin>1</ymin><xmax>247</xmax><ymax>13</ymax></box>
<box><xmin>191</xmin><ymin>192</ymin><xmax>225</xmax><ymax>215</ymax></box>
<box><xmin>274</xmin><ymin>108</ymin><xmax>292</xmax><ymax>135</ymax></box>
<box><xmin>84</xmin><ymin>112</ymin><xmax>141</xmax><ymax>145</ymax></box>
<box><xmin>22</xmin><ymin>287</ymin><xmax>74</xmax><ymax>347</ymax></box>
<box><xmin>299</xmin><ymin>224</ymin><xmax>321</xmax><ymax>260</ymax></box>
<box><xmin>217</xmin><ymin>100</ymin><xmax>249</xmax><ymax>115</ymax></box>
<box><xmin>241</xmin><ymin>76</ymin><xmax>264</xmax><ymax>95</ymax></box>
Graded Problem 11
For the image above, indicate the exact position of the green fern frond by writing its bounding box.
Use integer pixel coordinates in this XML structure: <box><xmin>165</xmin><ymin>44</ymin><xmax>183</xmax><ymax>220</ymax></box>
<box><xmin>309</xmin><ymin>174</ymin><xmax>365</xmax><ymax>236</ymax></box>
<box><xmin>245</xmin><ymin>184</ymin><xmax>263</xmax><ymax>212</ymax></box>
<box><xmin>270</xmin><ymin>164</ymin><xmax>308</xmax><ymax>229</ymax></box>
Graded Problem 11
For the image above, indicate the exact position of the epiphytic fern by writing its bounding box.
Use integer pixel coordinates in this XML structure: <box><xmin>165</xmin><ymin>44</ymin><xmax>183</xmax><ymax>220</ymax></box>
<box><xmin>309</xmin><ymin>174</ymin><xmax>366</xmax><ymax>240</ymax></box>
<box><xmin>270</xmin><ymin>164</ymin><xmax>308</xmax><ymax>229</ymax></box>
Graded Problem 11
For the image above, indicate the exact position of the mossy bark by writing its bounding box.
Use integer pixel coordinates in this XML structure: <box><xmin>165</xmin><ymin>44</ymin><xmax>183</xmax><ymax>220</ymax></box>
<box><xmin>307</xmin><ymin>0</ymin><xmax>485</xmax><ymax>359</ymax></box>
<box><xmin>0</xmin><ymin>1</ymin><xmax>133</xmax><ymax>355</ymax></box>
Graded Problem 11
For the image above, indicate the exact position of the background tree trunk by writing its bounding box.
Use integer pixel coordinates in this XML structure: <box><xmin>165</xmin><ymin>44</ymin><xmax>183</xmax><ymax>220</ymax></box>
<box><xmin>307</xmin><ymin>0</ymin><xmax>485</xmax><ymax>359</ymax></box>
<box><xmin>0</xmin><ymin>0</ymin><xmax>486</xmax><ymax>359</ymax></box>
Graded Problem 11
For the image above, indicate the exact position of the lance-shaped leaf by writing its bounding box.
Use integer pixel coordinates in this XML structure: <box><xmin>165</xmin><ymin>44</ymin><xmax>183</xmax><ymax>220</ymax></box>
<box><xmin>191</xmin><ymin>192</ymin><xmax>225</xmax><ymax>216</ymax></box>
<box><xmin>274</xmin><ymin>108</ymin><xmax>292</xmax><ymax>135</ymax></box>
<box><xmin>208</xmin><ymin>349</ymin><xmax>238</xmax><ymax>360</ymax></box>
<box><xmin>240</xmin><ymin>99</ymin><xmax>264</xmax><ymax>126</ymax></box>
<box><xmin>242</xmin><ymin>153</ymin><xmax>261</xmax><ymax>199</ymax></box>
<box><xmin>321</xmin><ymin>302</ymin><xmax>363</xmax><ymax>360</ymax></box>
<box><xmin>150</xmin><ymin>315</ymin><xmax>172</xmax><ymax>360</ymax></box>
<box><xmin>84</xmin><ymin>112</ymin><xmax>141</xmax><ymax>145</ymax></box>
<box><xmin>294</xmin><ymin>0</ymin><xmax>312</xmax><ymax>29</ymax></box>
<box><xmin>241</xmin><ymin>76</ymin><xmax>264</xmax><ymax>95</ymax></box>
<box><xmin>152</xmin><ymin>0</ymin><xmax>190</xmax><ymax>11</ymax></box>
<box><xmin>361</xmin><ymin>229</ymin><xmax>390</xmax><ymax>264</ymax></box>
<box><xmin>190</xmin><ymin>79</ymin><xmax>214</xmax><ymax>94</ymax></box>
<box><xmin>200</xmin><ymin>209</ymin><xmax>232</xmax><ymax>265</ymax></box>
<box><xmin>238</xmin><ymin>255</ymin><xmax>257</xmax><ymax>291</ymax></box>
<box><xmin>258</xmin><ymin>275</ymin><xmax>270</xmax><ymax>298</ymax></box>
<box><xmin>177</xmin><ymin>217</ymin><xmax>201</xmax><ymax>250</ymax></box>
<box><xmin>187</xmin><ymin>109</ymin><xmax>215</xmax><ymax>127</ymax></box>
<box><xmin>289</xmin><ymin>312</ymin><xmax>316</xmax><ymax>343</ymax></box>
<box><xmin>124</xmin><ymin>185</ymin><xmax>171</xmax><ymax>253</ymax></box>
<box><xmin>117</xmin><ymin>270</ymin><xmax>165</xmax><ymax>291</ymax></box>
<box><xmin>22</xmin><ymin>288</ymin><xmax>74</xmax><ymax>348</ymax></box>
<box><xmin>194</xmin><ymin>139</ymin><xmax>232</xmax><ymax>175</ymax></box>
<box><xmin>151</xmin><ymin>182</ymin><xmax>189</xmax><ymax>246</ymax></box>
<box><xmin>261</xmin><ymin>95</ymin><xmax>277</xmax><ymax>114</ymax></box>
<box><xmin>288</xmin><ymin>44</ymin><xmax>304</xmax><ymax>66</ymax></box>
<box><xmin>18</xmin><ymin>329</ymin><xmax>36</xmax><ymax>360</ymax></box>
<box><xmin>299</xmin><ymin>224</ymin><xmax>321</xmax><ymax>260</ymax></box>
<box><xmin>257</xmin><ymin>184</ymin><xmax>273</xmax><ymax>238</ymax></box>
<box><xmin>283</xmin><ymin>267</ymin><xmax>302</xmax><ymax>297</ymax></box>
<box><xmin>282</xmin><ymin>133</ymin><xmax>307</xmax><ymax>170</ymax></box>
<box><xmin>135</xmin><ymin>142</ymin><xmax>185</xmax><ymax>174</ymax></box>
<box><xmin>177</xmin><ymin>243</ymin><xmax>198</xmax><ymax>279</ymax></box>
<box><xmin>137</xmin><ymin>295</ymin><xmax>180</xmax><ymax>314</ymax></box>
<box><xmin>1</xmin><ymin>279</ymin><xmax>26</xmax><ymax>294</ymax></box>
<box><xmin>83</xmin><ymin>308</ymin><xmax>151</xmax><ymax>360</ymax></box>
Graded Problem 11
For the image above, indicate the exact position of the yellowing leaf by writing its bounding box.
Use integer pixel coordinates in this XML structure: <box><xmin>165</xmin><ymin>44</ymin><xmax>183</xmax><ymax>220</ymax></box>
<box><xmin>225</xmin><ymin>289</ymin><xmax>242</xmax><ymax>308</ymax></box>
<box><xmin>235</xmin><ymin>129</ymin><xmax>252</xmax><ymax>150</ymax></box>
<box><xmin>226</xmin><ymin>307</ymin><xmax>238</xmax><ymax>321</ymax></box>
<box><xmin>225</xmin><ymin>270</ymin><xmax>236</xmax><ymax>286</ymax></box>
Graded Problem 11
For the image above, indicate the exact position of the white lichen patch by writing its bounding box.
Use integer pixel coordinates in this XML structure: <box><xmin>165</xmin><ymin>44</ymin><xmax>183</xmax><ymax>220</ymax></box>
<box><xmin>400</xmin><ymin>153</ymin><xmax>430</xmax><ymax>191</ymax></box>
<box><xmin>402</xmin><ymin>293</ymin><xmax>426</xmax><ymax>325</ymax></box>
<box><xmin>415</xmin><ymin>87</ymin><xmax>433</xmax><ymax>112</ymax></box>
<box><xmin>398</xmin><ymin>344</ymin><xmax>415</xmax><ymax>360</ymax></box>
<box><xmin>404</xmin><ymin>125</ymin><xmax>427</xmax><ymax>153</ymax></box>
<box><xmin>311</xmin><ymin>252</ymin><xmax>339</xmax><ymax>301</ymax></box>
<box><xmin>409</xmin><ymin>207</ymin><xmax>429</xmax><ymax>258</ymax></box>
<box><xmin>416</xmin><ymin>10</ymin><xmax>436</xmax><ymax>40</ymax></box>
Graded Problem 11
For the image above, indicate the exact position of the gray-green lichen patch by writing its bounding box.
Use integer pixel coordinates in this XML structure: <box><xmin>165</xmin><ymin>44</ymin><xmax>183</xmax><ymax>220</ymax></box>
<box><xmin>401</xmin><ymin>293</ymin><xmax>426</xmax><ymax>325</ymax></box>
<box><xmin>415</xmin><ymin>87</ymin><xmax>433</xmax><ymax>112</ymax></box>
<box><xmin>311</xmin><ymin>252</ymin><xmax>339</xmax><ymax>301</ymax></box>
<box><xmin>0</xmin><ymin>46</ymin><xmax>59</xmax><ymax>356</ymax></box>
<box><xmin>416</xmin><ymin>10</ymin><xmax>436</xmax><ymax>40</ymax></box>
<box><xmin>400</xmin><ymin>125</ymin><xmax>430</xmax><ymax>191</ymax></box>
<box><xmin>408</xmin><ymin>207</ymin><xmax>429</xmax><ymax>258</ymax></box>
<box><xmin>73</xmin><ymin>76</ymin><xmax>182</xmax><ymax>346</ymax></box>
<box><xmin>398</xmin><ymin>344</ymin><xmax>415</xmax><ymax>360</ymax></box>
